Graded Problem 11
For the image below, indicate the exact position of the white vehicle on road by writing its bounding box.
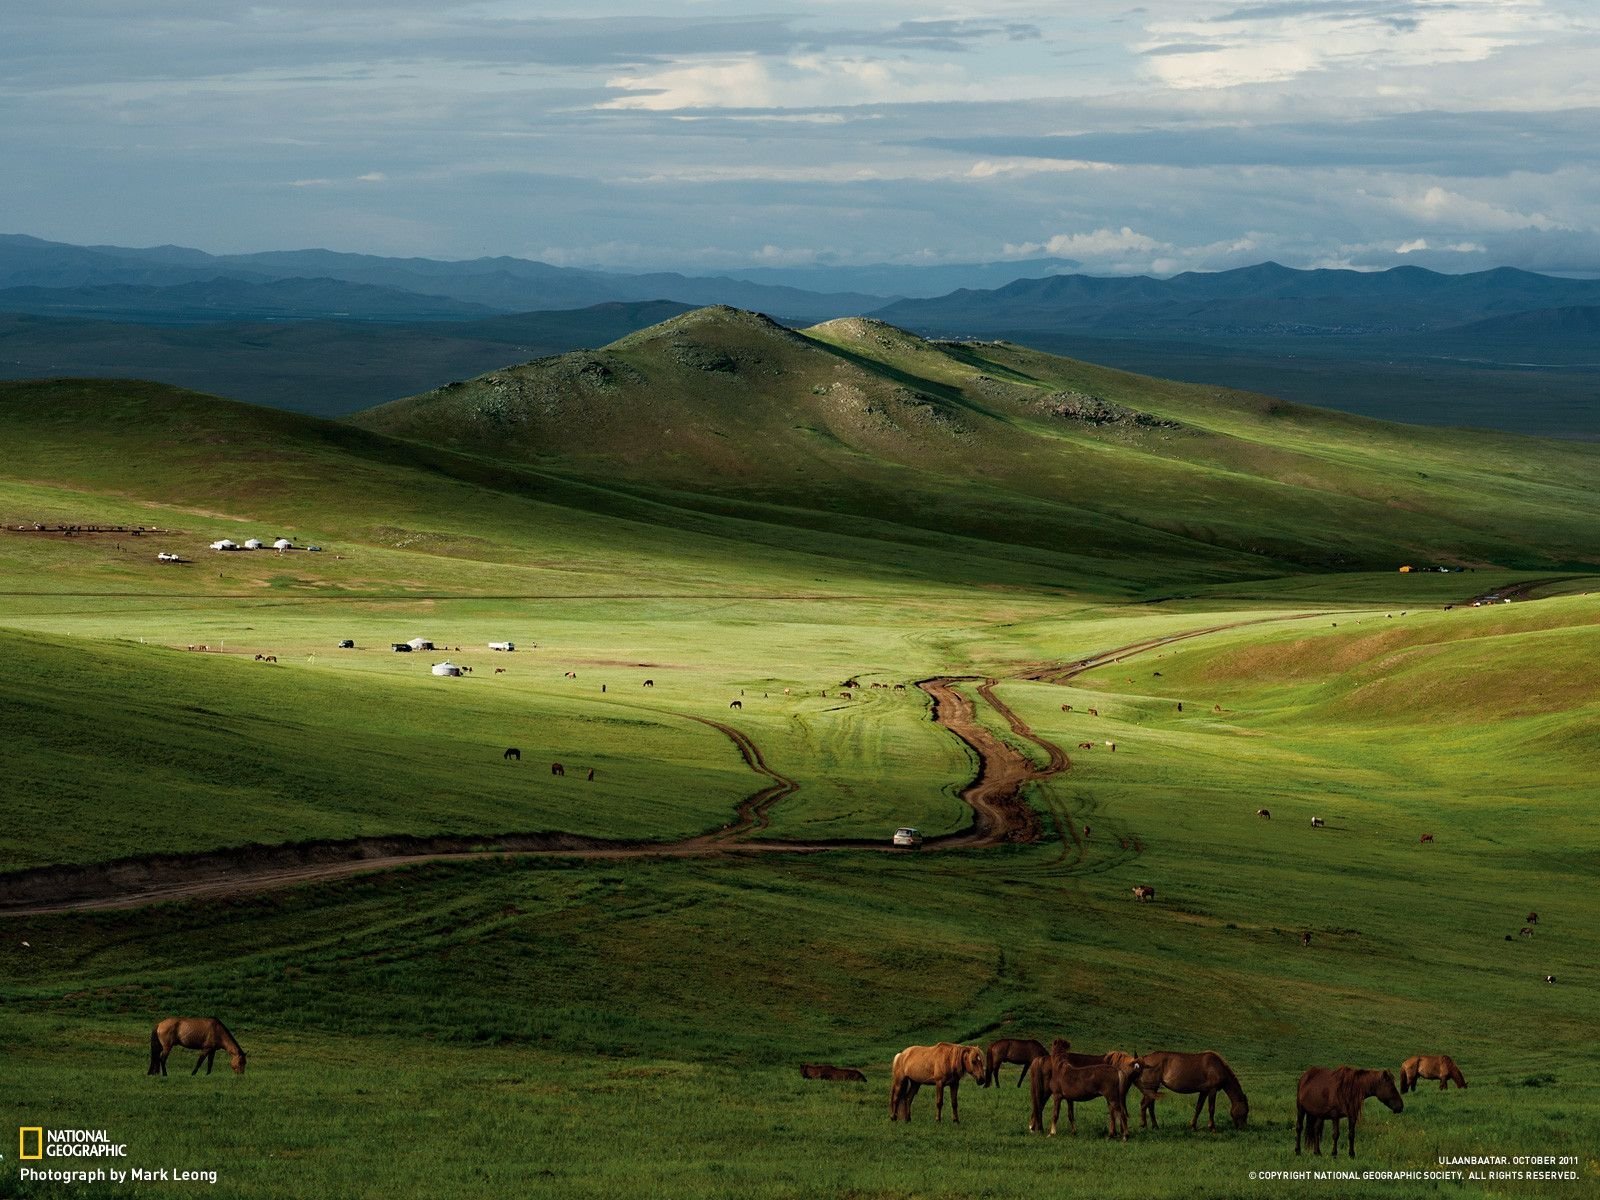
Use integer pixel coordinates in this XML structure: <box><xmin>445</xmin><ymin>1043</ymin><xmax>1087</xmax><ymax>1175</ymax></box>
<box><xmin>892</xmin><ymin>827</ymin><xmax>923</xmax><ymax>848</ymax></box>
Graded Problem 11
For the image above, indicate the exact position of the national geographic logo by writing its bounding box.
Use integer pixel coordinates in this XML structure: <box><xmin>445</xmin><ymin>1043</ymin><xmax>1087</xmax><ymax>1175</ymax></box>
<box><xmin>17</xmin><ymin>1126</ymin><xmax>128</xmax><ymax>1158</ymax></box>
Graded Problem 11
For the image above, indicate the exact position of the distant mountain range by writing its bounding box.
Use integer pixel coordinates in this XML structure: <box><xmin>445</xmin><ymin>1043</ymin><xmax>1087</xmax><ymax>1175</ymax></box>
<box><xmin>3</xmin><ymin>235</ymin><xmax>1597</xmax><ymax>437</ymax></box>
<box><xmin>870</xmin><ymin>261</ymin><xmax>1600</xmax><ymax>337</ymax></box>
<box><xmin>0</xmin><ymin>234</ymin><xmax>885</xmax><ymax>322</ymax></box>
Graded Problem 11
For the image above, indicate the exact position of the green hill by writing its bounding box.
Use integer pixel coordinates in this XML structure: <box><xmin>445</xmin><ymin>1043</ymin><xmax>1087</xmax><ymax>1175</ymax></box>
<box><xmin>353</xmin><ymin>307</ymin><xmax>1600</xmax><ymax>586</ymax></box>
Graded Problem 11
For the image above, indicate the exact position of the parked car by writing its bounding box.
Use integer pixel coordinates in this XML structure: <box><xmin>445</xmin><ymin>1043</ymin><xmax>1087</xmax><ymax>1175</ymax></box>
<box><xmin>892</xmin><ymin>827</ymin><xmax>923</xmax><ymax>848</ymax></box>
<box><xmin>307</xmin><ymin>545</ymin><xmax>323</xmax><ymax>552</ymax></box>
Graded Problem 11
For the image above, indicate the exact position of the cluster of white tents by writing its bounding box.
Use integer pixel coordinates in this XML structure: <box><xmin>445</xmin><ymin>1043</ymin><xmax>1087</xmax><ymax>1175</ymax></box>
<box><xmin>209</xmin><ymin>537</ymin><xmax>293</xmax><ymax>551</ymax></box>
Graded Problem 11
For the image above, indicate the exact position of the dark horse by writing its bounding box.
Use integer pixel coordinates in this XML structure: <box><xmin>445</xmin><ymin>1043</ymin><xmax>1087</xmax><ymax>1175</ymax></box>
<box><xmin>503</xmin><ymin>747</ymin><xmax>520</xmax><ymax>760</ymax></box>
<box><xmin>985</xmin><ymin>1037</ymin><xmax>1047</xmax><ymax>1086</ymax></box>
<box><xmin>1028</xmin><ymin>1040</ymin><xmax>1140</xmax><ymax>1140</ymax></box>
<box><xmin>1133</xmin><ymin>1050</ymin><xmax>1249</xmax><ymax>1131</ymax></box>
<box><xmin>149</xmin><ymin>1017</ymin><xmax>246</xmax><ymax>1076</ymax></box>
<box><xmin>801</xmin><ymin>1063</ymin><xmax>866</xmax><ymax>1082</ymax></box>
<box><xmin>1296</xmin><ymin>1066</ymin><xmax>1403</xmax><ymax>1158</ymax></box>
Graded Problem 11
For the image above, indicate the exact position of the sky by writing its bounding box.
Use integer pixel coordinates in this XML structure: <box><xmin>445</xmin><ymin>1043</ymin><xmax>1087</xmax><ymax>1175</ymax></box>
<box><xmin>4</xmin><ymin>0</ymin><xmax>1598</xmax><ymax>275</ymax></box>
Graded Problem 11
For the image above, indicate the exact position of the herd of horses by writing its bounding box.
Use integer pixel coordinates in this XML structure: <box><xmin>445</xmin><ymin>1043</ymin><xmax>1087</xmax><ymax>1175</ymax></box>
<box><xmin>868</xmin><ymin>1038</ymin><xmax>1467</xmax><ymax>1156</ymax></box>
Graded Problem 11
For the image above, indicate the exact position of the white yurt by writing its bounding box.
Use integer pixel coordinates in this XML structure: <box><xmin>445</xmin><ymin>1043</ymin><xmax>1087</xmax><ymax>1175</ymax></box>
<box><xmin>243</xmin><ymin>538</ymin><xmax>265</xmax><ymax>550</ymax></box>
<box><xmin>431</xmin><ymin>661</ymin><xmax>463</xmax><ymax>677</ymax></box>
<box><xmin>408</xmin><ymin>637</ymin><xmax>434</xmax><ymax>651</ymax></box>
<box><xmin>272</xmin><ymin>538</ymin><xmax>293</xmax><ymax>550</ymax></box>
<box><xmin>210</xmin><ymin>539</ymin><xmax>238</xmax><ymax>551</ymax></box>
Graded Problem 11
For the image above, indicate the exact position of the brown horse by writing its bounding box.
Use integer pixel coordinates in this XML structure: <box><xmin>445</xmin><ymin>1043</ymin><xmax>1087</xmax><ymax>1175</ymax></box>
<box><xmin>801</xmin><ymin>1063</ymin><xmax>866</xmax><ymax>1082</ymax></box>
<box><xmin>889</xmin><ymin>1042</ymin><xmax>988</xmax><ymax>1122</ymax></box>
<box><xmin>1400</xmin><ymin>1055</ymin><xmax>1466</xmax><ymax>1092</ymax></box>
<box><xmin>551</xmin><ymin>762</ymin><xmax>565</xmax><ymax>776</ymax></box>
<box><xmin>1133</xmin><ymin>1050</ymin><xmax>1249</xmax><ymax>1131</ymax></box>
<box><xmin>1028</xmin><ymin>1041</ymin><xmax>1140</xmax><ymax>1139</ymax></box>
<box><xmin>1295</xmin><ymin>1066</ymin><xmax>1403</xmax><ymax>1158</ymax></box>
<box><xmin>148</xmin><ymin>1017</ymin><xmax>246</xmax><ymax>1076</ymax></box>
<box><xmin>985</xmin><ymin>1037</ymin><xmax>1048</xmax><ymax>1086</ymax></box>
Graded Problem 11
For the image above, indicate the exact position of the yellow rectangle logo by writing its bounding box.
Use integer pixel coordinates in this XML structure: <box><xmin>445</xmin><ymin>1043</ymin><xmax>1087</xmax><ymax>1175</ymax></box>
<box><xmin>19</xmin><ymin>1126</ymin><xmax>43</xmax><ymax>1159</ymax></box>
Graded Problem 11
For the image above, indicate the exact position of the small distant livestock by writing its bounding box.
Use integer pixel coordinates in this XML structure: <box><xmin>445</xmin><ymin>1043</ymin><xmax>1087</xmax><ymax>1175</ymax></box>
<box><xmin>839</xmin><ymin>692</ymin><xmax>852</xmax><ymax>700</ymax></box>
<box><xmin>893</xmin><ymin>683</ymin><xmax>906</xmax><ymax>691</ymax></box>
<box><xmin>801</xmin><ymin>1064</ymin><xmax>866</xmax><ymax>1082</ymax></box>
<box><xmin>1088</xmin><ymin>708</ymin><xmax>1100</xmax><ymax>717</ymax></box>
<box><xmin>984</xmin><ymin>1038</ymin><xmax>1047</xmax><ymax>1087</ymax></box>
<box><xmin>1519</xmin><ymin>926</ymin><xmax>1534</xmax><ymax>938</ymax></box>
<box><xmin>889</xmin><ymin>1043</ymin><xmax>988</xmax><ymax>1123</ymax></box>
<box><xmin>1400</xmin><ymin>1055</ymin><xmax>1466</xmax><ymax>1092</ymax></box>
<box><xmin>503</xmin><ymin>748</ymin><xmax>520</xmax><ymax>761</ymax></box>
<box><xmin>1061</xmin><ymin>704</ymin><xmax>1073</xmax><ymax>712</ymax></box>
<box><xmin>842</xmin><ymin>679</ymin><xmax>861</xmax><ymax>689</ymax></box>
<box><xmin>1106</xmin><ymin>741</ymin><xmax>1116</xmax><ymax>752</ymax></box>
<box><xmin>1083</xmin><ymin>825</ymin><xmax>1091</xmax><ymax>839</ymax></box>
<box><xmin>1133</xmin><ymin>1050</ymin><xmax>1249</xmax><ymax>1131</ymax></box>
<box><xmin>1546</xmin><ymin>975</ymin><xmax>1556</xmax><ymax>984</ymax></box>
<box><xmin>494</xmin><ymin>667</ymin><xmax>506</xmax><ymax>674</ymax></box>
<box><xmin>148</xmin><ymin>1017</ymin><xmax>246</xmax><ymax>1077</ymax></box>
<box><xmin>1177</xmin><ymin>702</ymin><xmax>1183</xmax><ymax>712</ymax></box>
<box><xmin>1078</xmin><ymin>742</ymin><xmax>1094</xmax><ymax>750</ymax></box>
<box><xmin>643</xmin><ymin>679</ymin><xmax>654</xmax><ymax>688</ymax></box>
<box><xmin>1028</xmin><ymin>1041</ymin><xmax>1139</xmax><ymax>1139</ymax></box>
<box><xmin>730</xmin><ymin>700</ymin><xmax>742</xmax><ymax>709</ymax></box>
<box><xmin>551</xmin><ymin>763</ymin><xmax>565</xmax><ymax>777</ymax></box>
<box><xmin>1213</xmin><ymin>704</ymin><xmax>1223</xmax><ymax>714</ymax></box>
<box><xmin>1310</xmin><ymin>817</ymin><xmax>1326</xmax><ymax>828</ymax></box>
<box><xmin>1419</xmin><ymin>833</ymin><xmax>1434</xmax><ymax>843</ymax></box>
<box><xmin>586</xmin><ymin>768</ymin><xmax>595</xmax><ymax>782</ymax></box>
<box><xmin>1525</xmin><ymin>912</ymin><xmax>1539</xmax><ymax>925</ymax></box>
<box><xmin>1132</xmin><ymin>885</ymin><xmax>1156</xmax><ymax>903</ymax></box>
<box><xmin>1301</xmin><ymin>932</ymin><xmax>1312</xmax><ymax>947</ymax></box>
<box><xmin>564</xmin><ymin>671</ymin><xmax>577</xmax><ymax>679</ymax></box>
<box><xmin>1257</xmin><ymin>809</ymin><xmax>1271</xmax><ymax>819</ymax></box>
<box><xmin>1295</xmin><ymin>1067</ymin><xmax>1403</xmax><ymax>1158</ymax></box>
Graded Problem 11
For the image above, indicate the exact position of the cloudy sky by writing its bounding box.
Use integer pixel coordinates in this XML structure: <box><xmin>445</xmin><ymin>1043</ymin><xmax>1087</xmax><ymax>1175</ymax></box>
<box><xmin>5</xmin><ymin>0</ymin><xmax>1598</xmax><ymax>275</ymax></box>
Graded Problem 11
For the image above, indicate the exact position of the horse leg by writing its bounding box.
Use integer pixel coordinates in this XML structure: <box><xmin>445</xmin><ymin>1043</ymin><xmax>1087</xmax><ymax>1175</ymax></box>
<box><xmin>1439</xmin><ymin>1075</ymin><xmax>1448</xmax><ymax>1090</ymax></box>
<box><xmin>191</xmin><ymin>1050</ymin><xmax>204</xmax><ymax>1076</ymax></box>
<box><xmin>1326</xmin><ymin>1115</ymin><xmax>1339</xmax><ymax>1157</ymax></box>
<box><xmin>1208</xmin><ymin>1088</ymin><xmax>1219</xmax><ymax>1131</ymax></box>
<box><xmin>1347</xmin><ymin>1116</ymin><xmax>1357</xmax><ymax>1159</ymax></box>
<box><xmin>949</xmin><ymin>1078</ymin><xmax>961</xmax><ymax>1124</ymax></box>
<box><xmin>1142</xmin><ymin>1090</ymin><xmax>1157</xmax><ymax>1129</ymax></box>
<box><xmin>205</xmin><ymin>1049</ymin><xmax>216</xmax><ymax>1075</ymax></box>
<box><xmin>934</xmin><ymin>1081</ymin><xmax>945</xmax><ymax>1123</ymax></box>
<box><xmin>1049</xmin><ymin>1096</ymin><xmax>1062</xmax><ymax>1137</ymax></box>
<box><xmin>1191</xmin><ymin>1091</ymin><xmax>1206</xmax><ymax>1130</ymax></box>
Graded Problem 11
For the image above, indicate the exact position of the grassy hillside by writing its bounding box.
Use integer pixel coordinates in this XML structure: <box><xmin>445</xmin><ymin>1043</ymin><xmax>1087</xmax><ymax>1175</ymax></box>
<box><xmin>354</xmin><ymin>308</ymin><xmax>1600</xmax><ymax>583</ymax></box>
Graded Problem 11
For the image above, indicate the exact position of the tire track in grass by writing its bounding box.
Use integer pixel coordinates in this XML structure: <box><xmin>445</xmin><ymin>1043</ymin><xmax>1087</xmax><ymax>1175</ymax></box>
<box><xmin>0</xmin><ymin>607</ymin><xmax>1375</xmax><ymax>915</ymax></box>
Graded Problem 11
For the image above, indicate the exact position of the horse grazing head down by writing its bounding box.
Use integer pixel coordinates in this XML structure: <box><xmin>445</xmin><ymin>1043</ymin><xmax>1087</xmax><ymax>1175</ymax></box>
<box><xmin>1371</xmin><ymin>1070</ymin><xmax>1403</xmax><ymax>1113</ymax></box>
<box><xmin>963</xmin><ymin>1044</ymin><xmax>990</xmax><ymax>1085</ymax></box>
<box><xmin>1229</xmin><ymin>1088</ymin><xmax>1249</xmax><ymax>1128</ymax></box>
<box><xmin>230</xmin><ymin>1049</ymin><xmax>248</xmax><ymax>1075</ymax></box>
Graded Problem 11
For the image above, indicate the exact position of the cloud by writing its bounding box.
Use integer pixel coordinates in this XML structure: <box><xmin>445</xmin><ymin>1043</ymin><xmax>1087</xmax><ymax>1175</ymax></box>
<box><xmin>1385</xmin><ymin>185</ymin><xmax>1565</xmax><ymax>231</ymax></box>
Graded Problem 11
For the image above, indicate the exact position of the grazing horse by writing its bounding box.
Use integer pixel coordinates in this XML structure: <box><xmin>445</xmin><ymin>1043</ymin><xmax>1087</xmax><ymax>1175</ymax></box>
<box><xmin>1519</xmin><ymin>926</ymin><xmax>1535</xmax><ymax>938</ymax></box>
<box><xmin>893</xmin><ymin>683</ymin><xmax>906</xmax><ymax>691</ymax></box>
<box><xmin>1132</xmin><ymin>885</ymin><xmax>1155</xmax><ymax>902</ymax></box>
<box><xmin>1295</xmin><ymin>1067</ymin><xmax>1403</xmax><ymax>1158</ymax></box>
<box><xmin>148</xmin><ymin>1017</ymin><xmax>246</xmax><ymax>1076</ymax></box>
<box><xmin>643</xmin><ymin>679</ymin><xmax>654</xmax><ymax>687</ymax></box>
<box><xmin>551</xmin><ymin>762</ymin><xmax>565</xmax><ymax>776</ymax></box>
<box><xmin>1525</xmin><ymin>912</ymin><xmax>1539</xmax><ymax>925</ymax></box>
<box><xmin>801</xmin><ymin>1064</ymin><xmax>866</xmax><ymax>1082</ymax></box>
<box><xmin>985</xmin><ymin>1037</ymin><xmax>1048</xmax><ymax>1087</ymax></box>
<box><xmin>1133</xmin><ymin>1050</ymin><xmax>1249</xmax><ymax>1132</ymax></box>
<box><xmin>494</xmin><ymin>667</ymin><xmax>506</xmax><ymax>674</ymax></box>
<box><xmin>1400</xmin><ymin>1055</ymin><xmax>1466</xmax><ymax>1093</ymax></box>
<box><xmin>586</xmin><ymin>768</ymin><xmax>595</xmax><ymax>782</ymax></box>
<box><xmin>1419</xmin><ymin>833</ymin><xmax>1434</xmax><ymax>843</ymax></box>
<box><xmin>839</xmin><ymin>692</ymin><xmax>852</xmax><ymax>700</ymax></box>
<box><xmin>1310</xmin><ymin>817</ymin><xmax>1325</xmax><ymax>828</ymax></box>
<box><xmin>1256</xmin><ymin>809</ymin><xmax>1271</xmax><ymax>819</ymax></box>
<box><xmin>1079</xmin><ymin>742</ymin><xmax>1094</xmax><ymax>750</ymax></box>
<box><xmin>1028</xmin><ymin>1041</ymin><xmax>1139</xmax><ymax>1139</ymax></box>
<box><xmin>889</xmin><ymin>1042</ymin><xmax>988</xmax><ymax>1122</ymax></box>
<box><xmin>503</xmin><ymin>747</ymin><xmax>520</xmax><ymax>761</ymax></box>
<box><xmin>1061</xmin><ymin>704</ymin><xmax>1073</xmax><ymax>712</ymax></box>
<box><xmin>1301</xmin><ymin>931</ymin><xmax>1313</xmax><ymax>947</ymax></box>
<box><xmin>265</xmin><ymin>655</ymin><xmax>276</xmax><ymax>663</ymax></box>
<box><xmin>729</xmin><ymin>700</ymin><xmax>742</xmax><ymax>709</ymax></box>
<box><xmin>1088</xmin><ymin>708</ymin><xmax>1099</xmax><ymax>717</ymax></box>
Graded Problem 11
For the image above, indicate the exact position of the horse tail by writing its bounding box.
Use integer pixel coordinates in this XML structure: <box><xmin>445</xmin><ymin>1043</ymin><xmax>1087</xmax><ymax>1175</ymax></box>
<box><xmin>1028</xmin><ymin>1059</ymin><xmax>1047</xmax><ymax>1131</ymax></box>
<box><xmin>148</xmin><ymin>1026</ymin><xmax>163</xmax><ymax>1075</ymax></box>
